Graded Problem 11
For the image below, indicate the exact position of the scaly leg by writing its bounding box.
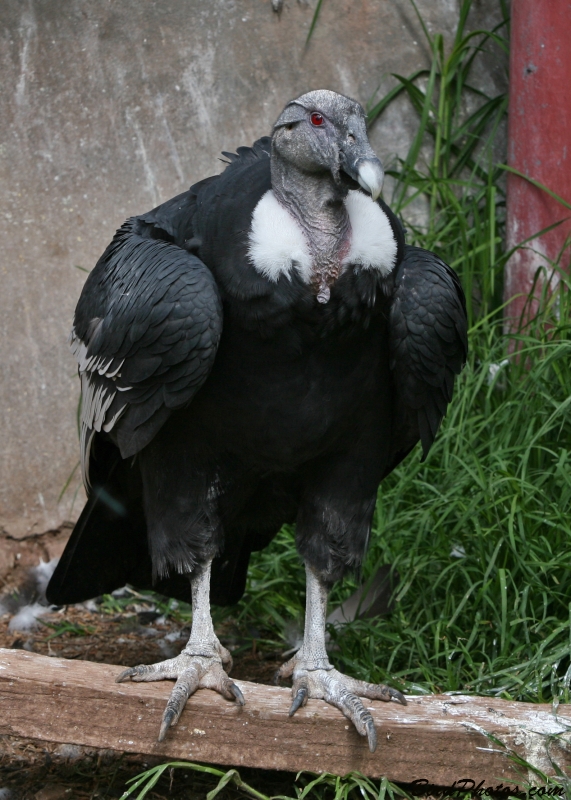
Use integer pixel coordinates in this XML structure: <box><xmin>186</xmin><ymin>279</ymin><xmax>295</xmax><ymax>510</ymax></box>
<box><xmin>116</xmin><ymin>560</ymin><xmax>244</xmax><ymax>741</ymax></box>
<box><xmin>276</xmin><ymin>563</ymin><xmax>406</xmax><ymax>752</ymax></box>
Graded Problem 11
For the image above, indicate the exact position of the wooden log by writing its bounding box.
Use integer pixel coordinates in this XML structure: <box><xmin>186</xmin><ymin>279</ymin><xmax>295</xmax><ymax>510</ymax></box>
<box><xmin>0</xmin><ymin>648</ymin><xmax>570</xmax><ymax>786</ymax></box>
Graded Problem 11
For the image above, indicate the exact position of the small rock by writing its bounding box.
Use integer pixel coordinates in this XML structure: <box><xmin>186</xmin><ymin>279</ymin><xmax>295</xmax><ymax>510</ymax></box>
<box><xmin>53</xmin><ymin>744</ymin><xmax>83</xmax><ymax>762</ymax></box>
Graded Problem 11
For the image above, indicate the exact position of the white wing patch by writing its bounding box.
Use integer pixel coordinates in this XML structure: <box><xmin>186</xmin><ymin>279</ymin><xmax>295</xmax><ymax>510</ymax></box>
<box><xmin>70</xmin><ymin>328</ymin><xmax>128</xmax><ymax>489</ymax></box>
<box><xmin>248</xmin><ymin>189</ymin><xmax>397</xmax><ymax>283</ymax></box>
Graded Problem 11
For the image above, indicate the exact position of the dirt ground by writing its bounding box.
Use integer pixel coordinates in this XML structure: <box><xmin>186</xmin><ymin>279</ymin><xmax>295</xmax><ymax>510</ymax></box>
<box><xmin>0</xmin><ymin>597</ymin><xmax>283</xmax><ymax>684</ymax></box>
<box><xmin>0</xmin><ymin>736</ymin><xmax>301</xmax><ymax>800</ymax></box>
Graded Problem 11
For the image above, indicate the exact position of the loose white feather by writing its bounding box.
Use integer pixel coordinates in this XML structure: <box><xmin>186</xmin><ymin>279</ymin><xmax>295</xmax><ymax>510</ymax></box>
<box><xmin>8</xmin><ymin>602</ymin><xmax>50</xmax><ymax>632</ymax></box>
<box><xmin>32</xmin><ymin>557</ymin><xmax>59</xmax><ymax>598</ymax></box>
<box><xmin>0</xmin><ymin>557</ymin><xmax>60</xmax><ymax>630</ymax></box>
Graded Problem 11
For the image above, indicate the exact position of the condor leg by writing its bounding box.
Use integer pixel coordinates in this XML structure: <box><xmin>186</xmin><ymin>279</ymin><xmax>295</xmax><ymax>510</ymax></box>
<box><xmin>276</xmin><ymin>563</ymin><xmax>406</xmax><ymax>753</ymax></box>
<box><xmin>116</xmin><ymin>560</ymin><xmax>244</xmax><ymax>741</ymax></box>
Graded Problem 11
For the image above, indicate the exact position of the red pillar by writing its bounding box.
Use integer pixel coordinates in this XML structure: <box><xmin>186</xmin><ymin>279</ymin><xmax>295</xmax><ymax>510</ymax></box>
<box><xmin>505</xmin><ymin>1</ymin><xmax>571</xmax><ymax>329</ymax></box>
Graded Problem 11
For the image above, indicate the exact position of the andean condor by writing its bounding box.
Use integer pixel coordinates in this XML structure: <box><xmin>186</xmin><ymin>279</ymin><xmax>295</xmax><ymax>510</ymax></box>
<box><xmin>47</xmin><ymin>90</ymin><xmax>468</xmax><ymax>751</ymax></box>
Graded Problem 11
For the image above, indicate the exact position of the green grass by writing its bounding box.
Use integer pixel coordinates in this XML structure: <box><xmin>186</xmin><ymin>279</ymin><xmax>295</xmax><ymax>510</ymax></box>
<box><xmin>39</xmin><ymin>618</ymin><xmax>95</xmax><ymax>640</ymax></box>
<box><xmin>337</xmin><ymin>310</ymin><xmax>571</xmax><ymax>700</ymax></box>
<box><xmin>367</xmin><ymin>0</ymin><xmax>510</xmax><ymax>326</ymax></box>
<box><xmin>120</xmin><ymin>761</ymin><xmax>411</xmax><ymax>800</ymax></box>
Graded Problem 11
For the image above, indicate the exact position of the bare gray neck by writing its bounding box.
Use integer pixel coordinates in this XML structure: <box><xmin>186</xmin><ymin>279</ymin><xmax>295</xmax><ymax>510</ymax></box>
<box><xmin>271</xmin><ymin>153</ymin><xmax>351</xmax><ymax>302</ymax></box>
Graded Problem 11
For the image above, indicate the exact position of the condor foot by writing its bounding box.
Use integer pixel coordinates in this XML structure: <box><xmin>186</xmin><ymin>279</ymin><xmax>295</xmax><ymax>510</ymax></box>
<box><xmin>275</xmin><ymin>655</ymin><xmax>406</xmax><ymax>753</ymax></box>
<box><xmin>116</xmin><ymin>645</ymin><xmax>244</xmax><ymax>742</ymax></box>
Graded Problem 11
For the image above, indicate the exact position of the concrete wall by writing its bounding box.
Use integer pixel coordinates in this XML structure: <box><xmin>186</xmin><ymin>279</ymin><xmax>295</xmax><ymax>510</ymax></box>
<box><xmin>0</xmin><ymin>0</ymin><xmax>507</xmax><ymax>539</ymax></box>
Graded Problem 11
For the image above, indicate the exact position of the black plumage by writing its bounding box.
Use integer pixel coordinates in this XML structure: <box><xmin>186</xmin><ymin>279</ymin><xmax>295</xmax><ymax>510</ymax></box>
<box><xmin>47</xmin><ymin>90</ymin><xmax>467</xmax><ymax>749</ymax></box>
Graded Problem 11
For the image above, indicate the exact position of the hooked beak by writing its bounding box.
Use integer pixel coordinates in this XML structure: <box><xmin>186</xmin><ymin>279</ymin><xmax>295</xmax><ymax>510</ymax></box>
<box><xmin>339</xmin><ymin>120</ymin><xmax>384</xmax><ymax>201</ymax></box>
<box><xmin>340</xmin><ymin>149</ymin><xmax>384</xmax><ymax>201</ymax></box>
<box><xmin>355</xmin><ymin>159</ymin><xmax>384</xmax><ymax>201</ymax></box>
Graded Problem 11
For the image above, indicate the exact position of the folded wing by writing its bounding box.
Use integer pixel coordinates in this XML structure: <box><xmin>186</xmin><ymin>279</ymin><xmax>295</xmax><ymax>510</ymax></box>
<box><xmin>72</xmin><ymin>219</ymin><xmax>223</xmax><ymax>487</ymax></box>
<box><xmin>389</xmin><ymin>245</ymin><xmax>468</xmax><ymax>462</ymax></box>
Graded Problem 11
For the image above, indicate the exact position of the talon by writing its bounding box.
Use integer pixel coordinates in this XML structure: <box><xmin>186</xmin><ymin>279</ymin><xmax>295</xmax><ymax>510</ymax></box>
<box><xmin>114</xmin><ymin>648</ymin><xmax>239</xmax><ymax>741</ymax></box>
<box><xmin>276</xmin><ymin>567</ymin><xmax>406</xmax><ymax>748</ymax></box>
<box><xmin>280</xmin><ymin>653</ymin><xmax>402</xmax><ymax>749</ymax></box>
<box><xmin>112</xmin><ymin>564</ymin><xmax>242</xmax><ymax>741</ymax></box>
<box><xmin>158</xmin><ymin>707</ymin><xmax>176</xmax><ymax>742</ymax></box>
<box><xmin>230</xmin><ymin>682</ymin><xmax>245</xmax><ymax>705</ymax></box>
<box><xmin>116</xmin><ymin>667</ymin><xmax>137</xmax><ymax>683</ymax></box>
<box><xmin>289</xmin><ymin>687</ymin><xmax>308</xmax><ymax>716</ymax></box>
<box><xmin>391</xmin><ymin>687</ymin><xmax>407</xmax><ymax>706</ymax></box>
<box><xmin>365</xmin><ymin>717</ymin><xmax>377</xmax><ymax>753</ymax></box>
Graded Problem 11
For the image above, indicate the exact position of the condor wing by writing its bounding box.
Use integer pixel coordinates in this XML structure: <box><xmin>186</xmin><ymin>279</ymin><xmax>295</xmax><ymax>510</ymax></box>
<box><xmin>72</xmin><ymin>219</ymin><xmax>222</xmax><ymax>487</ymax></box>
<box><xmin>388</xmin><ymin>245</ymin><xmax>468</xmax><ymax>464</ymax></box>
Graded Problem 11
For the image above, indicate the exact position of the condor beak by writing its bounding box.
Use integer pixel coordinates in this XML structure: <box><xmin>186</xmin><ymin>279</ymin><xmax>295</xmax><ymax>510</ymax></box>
<box><xmin>339</xmin><ymin>121</ymin><xmax>384</xmax><ymax>201</ymax></box>
<box><xmin>356</xmin><ymin>159</ymin><xmax>384</xmax><ymax>201</ymax></box>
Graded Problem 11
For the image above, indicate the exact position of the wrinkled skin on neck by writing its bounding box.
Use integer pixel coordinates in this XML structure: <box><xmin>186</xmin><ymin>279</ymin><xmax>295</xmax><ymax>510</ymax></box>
<box><xmin>271</xmin><ymin>146</ymin><xmax>351</xmax><ymax>302</ymax></box>
<box><xmin>270</xmin><ymin>89</ymin><xmax>384</xmax><ymax>303</ymax></box>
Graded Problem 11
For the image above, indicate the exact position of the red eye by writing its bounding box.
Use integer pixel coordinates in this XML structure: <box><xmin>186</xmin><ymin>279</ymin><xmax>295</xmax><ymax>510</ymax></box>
<box><xmin>310</xmin><ymin>112</ymin><xmax>324</xmax><ymax>126</ymax></box>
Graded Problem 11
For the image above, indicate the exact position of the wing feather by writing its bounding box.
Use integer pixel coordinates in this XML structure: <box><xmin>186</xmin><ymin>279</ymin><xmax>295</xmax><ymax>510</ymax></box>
<box><xmin>389</xmin><ymin>245</ymin><xmax>468</xmax><ymax>460</ymax></box>
<box><xmin>73</xmin><ymin>219</ymin><xmax>222</xmax><ymax>488</ymax></box>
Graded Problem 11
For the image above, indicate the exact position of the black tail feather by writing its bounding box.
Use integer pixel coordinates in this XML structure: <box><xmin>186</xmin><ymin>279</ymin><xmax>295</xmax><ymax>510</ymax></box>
<box><xmin>46</xmin><ymin>438</ymin><xmax>154</xmax><ymax>605</ymax></box>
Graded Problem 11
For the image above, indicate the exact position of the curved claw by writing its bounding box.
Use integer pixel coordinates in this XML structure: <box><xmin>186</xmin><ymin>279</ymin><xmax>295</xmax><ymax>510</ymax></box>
<box><xmin>158</xmin><ymin>707</ymin><xmax>176</xmax><ymax>743</ymax></box>
<box><xmin>333</xmin><ymin>688</ymin><xmax>375</xmax><ymax>740</ymax></box>
<box><xmin>114</xmin><ymin>649</ymin><xmax>243</xmax><ymax>742</ymax></box>
<box><xmin>347</xmin><ymin>677</ymin><xmax>408</xmax><ymax>706</ymax></box>
<box><xmin>390</xmin><ymin>687</ymin><xmax>407</xmax><ymax>706</ymax></box>
<box><xmin>289</xmin><ymin>686</ymin><xmax>308</xmax><ymax>716</ymax></box>
<box><xmin>116</xmin><ymin>662</ymin><xmax>178</xmax><ymax>683</ymax></box>
<box><xmin>278</xmin><ymin>649</ymin><xmax>402</xmax><ymax>750</ymax></box>
<box><xmin>229</xmin><ymin>682</ymin><xmax>245</xmax><ymax>705</ymax></box>
<box><xmin>365</xmin><ymin>717</ymin><xmax>377</xmax><ymax>753</ymax></box>
<box><xmin>116</xmin><ymin>666</ymin><xmax>137</xmax><ymax>683</ymax></box>
<box><xmin>156</xmin><ymin>669</ymin><xmax>200</xmax><ymax>743</ymax></box>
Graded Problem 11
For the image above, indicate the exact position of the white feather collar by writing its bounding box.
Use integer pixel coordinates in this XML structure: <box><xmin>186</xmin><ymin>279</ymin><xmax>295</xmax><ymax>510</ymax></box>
<box><xmin>247</xmin><ymin>189</ymin><xmax>397</xmax><ymax>283</ymax></box>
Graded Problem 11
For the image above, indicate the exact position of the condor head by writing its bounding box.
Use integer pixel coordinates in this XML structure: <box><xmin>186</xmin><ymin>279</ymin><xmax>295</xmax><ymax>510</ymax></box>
<box><xmin>272</xmin><ymin>89</ymin><xmax>384</xmax><ymax>201</ymax></box>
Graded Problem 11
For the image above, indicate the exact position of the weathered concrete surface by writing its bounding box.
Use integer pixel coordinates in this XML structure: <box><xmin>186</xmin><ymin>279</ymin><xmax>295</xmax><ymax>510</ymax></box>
<box><xmin>0</xmin><ymin>0</ymin><xmax>507</xmax><ymax>537</ymax></box>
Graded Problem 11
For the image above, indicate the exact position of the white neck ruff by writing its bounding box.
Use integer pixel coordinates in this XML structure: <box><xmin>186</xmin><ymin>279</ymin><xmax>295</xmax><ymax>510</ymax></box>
<box><xmin>247</xmin><ymin>189</ymin><xmax>397</xmax><ymax>284</ymax></box>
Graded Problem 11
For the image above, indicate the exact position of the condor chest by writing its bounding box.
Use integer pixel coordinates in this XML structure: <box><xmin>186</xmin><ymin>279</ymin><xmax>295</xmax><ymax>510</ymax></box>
<box><xmin>186</xmin><ymin>304</ymin><xmax>392</xmax><ymax>463</ymax></box>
